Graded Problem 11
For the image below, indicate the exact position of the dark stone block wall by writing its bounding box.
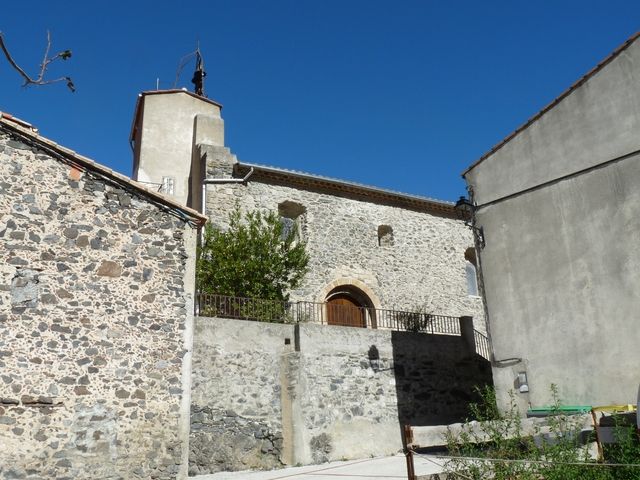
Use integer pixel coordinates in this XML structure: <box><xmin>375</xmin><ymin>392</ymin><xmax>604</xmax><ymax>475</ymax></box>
<box><xmin>0</xmin><ymin>130</ymin><xmax>197</xmax><ymax>479</ymax></box>
<box><xmin>390</xmin><ymin>331</ymin><xmax>493</xmax><ymax>428</ymax></box>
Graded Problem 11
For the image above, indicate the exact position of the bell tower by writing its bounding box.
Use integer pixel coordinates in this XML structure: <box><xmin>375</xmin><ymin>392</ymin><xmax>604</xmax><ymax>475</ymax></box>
<box><xmin>130</xmin><ymin>89</ymin><xmax>225</xmax><ymax>210</ymax></box>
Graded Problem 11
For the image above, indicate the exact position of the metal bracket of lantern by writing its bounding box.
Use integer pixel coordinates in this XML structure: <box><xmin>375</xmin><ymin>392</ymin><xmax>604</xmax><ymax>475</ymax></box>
<box><xmin>454</xmin><ymin>196</ymin><xmax>485</xmax><ymax>249</ymax></box>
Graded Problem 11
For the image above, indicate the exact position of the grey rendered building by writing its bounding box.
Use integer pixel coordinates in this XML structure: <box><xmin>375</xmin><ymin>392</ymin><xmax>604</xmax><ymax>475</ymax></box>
<box><xmin>463</xmin><ymin>32</ymin><xmax>640</xmax><ymax>412</ymax></box>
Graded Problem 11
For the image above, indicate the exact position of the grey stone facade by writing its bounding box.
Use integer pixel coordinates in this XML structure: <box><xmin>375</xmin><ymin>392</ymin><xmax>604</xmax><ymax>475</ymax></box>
<box><xmin>202</xmin><ymin>144</ymin><xmax>485</xmax><ymax>332</ymax></box>
<box><xmin>190</xmin><ymin>316</ymin><xmax>492</xmax><ymax>474</ymax></box>
<box><xmin>0</xmin><ymin>119</ymin><xmax>203</xmax><ymax>479</ymax></box>
<box><xmin>130</xmin><ymin>90</ymin><xmax>487</xmax><ymax>332</ymax></box>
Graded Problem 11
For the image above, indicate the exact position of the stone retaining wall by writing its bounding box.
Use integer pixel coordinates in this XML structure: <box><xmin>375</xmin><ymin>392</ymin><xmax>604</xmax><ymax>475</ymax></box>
<box><xmin>189</xmin><ymin>317</ymin><xmax>492</xmax><ymax>474</ymax></box>
<box><xmin>189</xmin><ymin>320</ymin><xmax>292</xmax><ymax>475</ymax></box>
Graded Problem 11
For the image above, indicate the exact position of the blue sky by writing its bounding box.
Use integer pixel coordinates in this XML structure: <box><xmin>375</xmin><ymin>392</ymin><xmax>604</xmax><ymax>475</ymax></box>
<box><xmin>1</xmin><ymin>1</ymin><xmax>638</xmax><ymax>201</ymax></box>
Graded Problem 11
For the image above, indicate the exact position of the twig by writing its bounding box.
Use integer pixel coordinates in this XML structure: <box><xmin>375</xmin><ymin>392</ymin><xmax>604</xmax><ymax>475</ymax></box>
<box><xmin>173</xmin><ymin>42</ymin><xmax>206</xmax><ymax>96</ymax></box>
<box><xmin>39</xmin><ymin>30</ymin><xmax>53</xmax><ymax>81</ymax></box>
<box><xmin>0</xmin><ymin>30</ymin><xmax>75</xmax><ymax>92</ymax></box>
<box><xmin>173</xmin><ymin>48</ymin><xmax>198</xmax><ymax>88</ymax></box>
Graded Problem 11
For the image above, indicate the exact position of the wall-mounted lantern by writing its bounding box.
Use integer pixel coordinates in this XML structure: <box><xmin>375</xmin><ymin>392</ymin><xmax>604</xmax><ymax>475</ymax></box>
<box><xmin>454</xmin><ymin>196</ymin><xmax>485</xmax><ymax>249</ymax></box>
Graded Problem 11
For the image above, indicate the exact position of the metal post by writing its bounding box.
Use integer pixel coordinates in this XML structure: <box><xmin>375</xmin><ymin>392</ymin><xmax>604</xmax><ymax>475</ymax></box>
<box><xmin>403</xmin><ymin>424</ymin><xmax>416</xmax><ymax>480</ymax></box>
<box><xmin>459</xmin><ymin>315</ymin><xmax>475</xmax><ymax>354</ymax></box>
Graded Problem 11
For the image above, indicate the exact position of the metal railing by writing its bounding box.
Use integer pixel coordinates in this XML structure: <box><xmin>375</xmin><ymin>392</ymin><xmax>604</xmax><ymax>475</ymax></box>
<box><xmin>194</xmin><ymin>293</ymin><xmax>492</xmax><ymax>359</ymax></box>
<box><xmin>196</xmin><ymin>293</ymin><xmax>459</xmax><ymax>333</ymax></box>
<box><xmin>196</xmin><ymin>293</ymin><xmax>291</xmax><ymax>323</ymax></box>
<box><xmin>474</xmin><ymin>330</ymin><xmax>491</xmax><ymax>361</ymax></box>
<box><xmin>299</xmin><ymin>301</ymin><xmax>462</xmax><ymax>333</ymax></box>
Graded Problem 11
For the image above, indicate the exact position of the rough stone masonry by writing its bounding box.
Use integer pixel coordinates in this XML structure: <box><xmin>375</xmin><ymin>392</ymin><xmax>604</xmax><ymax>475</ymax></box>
<box><xmin>202</xmin><ymin>145</ymin><xmax>486</xmax><ymax>333</ymax></box>
<box><xmin>0</xmin><ymin>123</ymin><xmax>202</xmax><ymax>479</ymax></box>
<box><xmin>189</xmin><ymin>317</ymin><xmax>492</xmax><ymax>475</ymax></box>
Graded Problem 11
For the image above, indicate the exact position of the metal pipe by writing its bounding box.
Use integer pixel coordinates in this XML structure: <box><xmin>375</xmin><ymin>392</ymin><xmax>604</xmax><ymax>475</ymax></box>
<box><xmin>203</xmin><ymin>167</ymin><xmax>254</xmax><ymax>185</ymax></box>
<box><xmin>201</xmin><ymin>167</ymin><xmax>254</xmax><ymax>215</ymax></box>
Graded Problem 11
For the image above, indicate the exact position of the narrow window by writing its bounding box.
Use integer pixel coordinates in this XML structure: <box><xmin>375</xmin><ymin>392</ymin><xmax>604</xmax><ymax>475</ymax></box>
<box><xmin>465</xmin><ymin>247</ymin><xmax>479</xmax><ymax>296</ymax></box>
<box><xmin>278</xmin><ymin>201</ymin><xmax>306</xmax><ymax>241</ymax></box>
<box><xmin>377</xmin><ymin>225</ymin><xmax>394</xmax><ymax>246</ymax></box>
<box><xmin>280</xmin><ymin>217</ymin><xmax>295</xmax><ymax>239</ymax></box>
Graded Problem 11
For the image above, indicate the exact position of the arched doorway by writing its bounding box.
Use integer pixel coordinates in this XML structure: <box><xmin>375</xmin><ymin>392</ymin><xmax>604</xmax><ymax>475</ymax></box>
<box><xmin>325</xmin><ymin>285</ymin><xmax>375</xmax><ymax>328</ymax></box>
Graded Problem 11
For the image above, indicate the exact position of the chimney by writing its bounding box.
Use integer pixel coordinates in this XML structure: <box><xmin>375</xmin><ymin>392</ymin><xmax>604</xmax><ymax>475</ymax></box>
<box><xmin>130</xmin><ymin>90</ymin><xmax>224</xmax><ymax>210</ymax></box>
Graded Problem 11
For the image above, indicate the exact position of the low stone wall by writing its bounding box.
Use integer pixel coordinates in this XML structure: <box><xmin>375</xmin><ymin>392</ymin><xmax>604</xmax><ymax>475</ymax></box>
<box><xmin>189</xmin><ymin>317</ymin><xmax>492</xmax><ymax>474</ymax></box>
<box><xmin>189</xmin><ymin>319</ymin><xmax>293</xmax><ymax>475</ymax></box>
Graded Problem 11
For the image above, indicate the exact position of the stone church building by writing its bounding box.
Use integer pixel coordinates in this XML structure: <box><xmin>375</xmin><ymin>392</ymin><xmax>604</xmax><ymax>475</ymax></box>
<box><xmin>131</xmin><ymin>89</ymin><xmax>485</xmax><ymax>330</ymax></box>
<box><xmin>128</xmin><ymin>89</ymin><xmax>491</xmax><ymax>475</ymax></box>
<box><xmin>0</xmin><ymin>89</ymin><xmax>490</xmax><ymax>479</ymax></box>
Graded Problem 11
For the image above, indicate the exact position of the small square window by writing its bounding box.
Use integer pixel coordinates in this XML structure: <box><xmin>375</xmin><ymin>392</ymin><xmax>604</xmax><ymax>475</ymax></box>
<box><xmin>162</xmin><ymin>176</ymin><xmax>175</xmax><ymax>195</ymax></box>
<box><xmin>377</xmin><ymin>225</ymin><xmax>394</xmax><ymax>246</ymax></box>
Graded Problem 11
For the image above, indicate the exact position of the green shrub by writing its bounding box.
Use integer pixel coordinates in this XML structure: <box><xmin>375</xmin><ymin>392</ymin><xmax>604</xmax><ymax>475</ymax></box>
<box><xmin>444</xmin><ymin>385</ymin><xmax>640</xmax><ymax>480</ymax></box>
<box><xmin>196</xmin><ymin>207</ymin><xmax>309</xmax><ymax>323</ymax></box>
<box><xmin>197</xmin><ymin>207</ymin><xmax>309</xmax><ymax>301</ymax></box>
<box><xmin>393</xmin><ymin>309</ymin><xmax>432</xmax><ymax>332</ymax></box>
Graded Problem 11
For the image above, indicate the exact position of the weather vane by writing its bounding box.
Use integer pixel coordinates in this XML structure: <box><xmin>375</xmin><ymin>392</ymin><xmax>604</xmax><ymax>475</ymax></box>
<box><xmin>174</xmin><ymin>42</ymin><xmax>207</xmax><ymax>97</ymax></box>
<box><xmin>191</xmin><ymin>47</ymin><xmax>206</xmax><ymax>96</ymax></box>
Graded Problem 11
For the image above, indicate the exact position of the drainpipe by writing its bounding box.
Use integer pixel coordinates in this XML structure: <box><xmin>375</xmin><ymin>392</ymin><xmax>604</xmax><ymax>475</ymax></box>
<box><xmin>200</xmin><ymin>167</ymin><xmax>254</xmax><ymax>215</ymax></box>
<box><xmin>467</xmin><ymin>184</ymin><xmax>494</xmax><ymax>364</ymax></box>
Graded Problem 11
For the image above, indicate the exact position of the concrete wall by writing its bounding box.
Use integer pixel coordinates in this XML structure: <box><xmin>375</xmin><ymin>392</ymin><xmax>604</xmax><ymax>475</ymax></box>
<box><xmin>474</xmin><ymin>152</ymin><xmax>640</xmax><ymax>411</ymax></box>
<box><xmin>0</xmin><ymin>130</ymin><xmax>199</xmax><ymax>479</ymax></box>
<box><xmin>464</xmin><ymin>37</ymin><xmax>640</xmax><ymax>412</ymax></box>
<box><xmin>189</xmin><ymin>316</ymin><xmax>492</xmax><ymax>475</ymax></box>
<box><xmin>202</xmin><ymin>145</ymin><xmax>486</xmax><ymax>332</ymax></box>
<box><xmin>465</xmin><ymin>38</ymin><xmax>640</xmax><ymax>205</ymax></box>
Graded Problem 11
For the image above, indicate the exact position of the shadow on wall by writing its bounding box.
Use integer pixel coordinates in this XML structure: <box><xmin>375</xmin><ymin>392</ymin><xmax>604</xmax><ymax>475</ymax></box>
<box><xmin>390</xmin><ymin>331</ymin><xmax>493</xmax><ymax>435</ymax></box>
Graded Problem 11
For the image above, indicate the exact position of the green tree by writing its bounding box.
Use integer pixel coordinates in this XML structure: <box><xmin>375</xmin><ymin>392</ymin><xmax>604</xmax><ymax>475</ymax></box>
<box><xmin>197</xmin><ymin>207</ymin><xmax>309</xmax><ymax>302</ymax></box>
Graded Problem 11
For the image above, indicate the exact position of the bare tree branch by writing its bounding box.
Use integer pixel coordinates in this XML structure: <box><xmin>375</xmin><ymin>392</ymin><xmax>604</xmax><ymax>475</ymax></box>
<box><xmin>0</xmin><ymin>33</ymin><xmax>32</xmax><ymax>84</ymax></box>
<box><xmin>0</xmin><ymin>30</ymin><xmax>75</xmax><ymax>92</ymax></box>
<box><xmin>38</xmin><ymin>30</ymin><xmax>53</xmax><ymax>82</ymax></box>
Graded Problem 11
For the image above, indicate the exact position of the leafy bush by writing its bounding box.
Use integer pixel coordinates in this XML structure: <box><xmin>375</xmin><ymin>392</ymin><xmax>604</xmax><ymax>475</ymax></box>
<box><xmin>197</xmin><ymin>207</ymin><xmax>309</xmax><ymax>321</ymax></box>
<box><xmin>444</xmin><ymin>385</ymin><xmax>640</xmax><ymax>480</ymax></box>
<box><xmin>393</xmin><ymin>309</ymin><xmax>432</xmax><ymax>332</ymax></box>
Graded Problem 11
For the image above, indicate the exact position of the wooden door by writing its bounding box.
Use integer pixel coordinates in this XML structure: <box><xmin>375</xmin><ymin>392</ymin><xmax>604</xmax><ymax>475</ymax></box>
<box><xmin>327</xmin><ymin>295</ymin><xmax>366</xmax><ymax>327</ymax></box>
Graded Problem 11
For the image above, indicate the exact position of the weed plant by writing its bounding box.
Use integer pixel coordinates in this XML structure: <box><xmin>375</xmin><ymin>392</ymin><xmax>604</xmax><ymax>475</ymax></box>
<box><xmin>444</xmin><ymin>385</ymin><xmax>640</xmax><ymax>480</ymax></box>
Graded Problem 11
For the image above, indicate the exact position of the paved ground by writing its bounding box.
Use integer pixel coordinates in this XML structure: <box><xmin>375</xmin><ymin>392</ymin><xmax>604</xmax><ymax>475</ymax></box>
<box><xmin>192</xmin><ymin>453</ymin><xmax>445</xmax><ymax>479</ymax></box>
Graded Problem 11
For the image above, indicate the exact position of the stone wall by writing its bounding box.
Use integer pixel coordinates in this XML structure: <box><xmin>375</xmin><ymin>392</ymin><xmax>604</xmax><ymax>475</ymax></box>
<box><xmin>189</xmin><ymin>319</ymin><xmax>293</xmax><ymax>475</ymax></box>
<box><xmin>202</xmin><ymin>145</ymin><xmax>486</xmax><ymax>333</ymax></box>
<box><xmin>190</xmin><ymin>316</ymin><xmax>492</xmax><ymax>474</ymax></box>
<box><xmin>0</xmin><ymin>129</ymin><xmax>198</xmax><ymax>479</ymax></box>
